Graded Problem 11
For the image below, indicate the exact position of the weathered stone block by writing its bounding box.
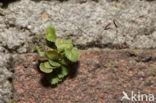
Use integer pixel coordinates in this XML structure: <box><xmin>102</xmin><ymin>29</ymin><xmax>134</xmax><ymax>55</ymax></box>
<box><xmin>13</xmin><ymin>50</ymin><xmax>156</xmax><ymax>103</ymax></box>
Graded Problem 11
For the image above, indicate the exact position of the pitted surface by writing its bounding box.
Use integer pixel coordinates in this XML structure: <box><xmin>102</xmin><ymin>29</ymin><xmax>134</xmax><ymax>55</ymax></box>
<box><xmin>0</xmin><ymin>0</ymin><xmax>156</xmax><ymax>102</ymax></box>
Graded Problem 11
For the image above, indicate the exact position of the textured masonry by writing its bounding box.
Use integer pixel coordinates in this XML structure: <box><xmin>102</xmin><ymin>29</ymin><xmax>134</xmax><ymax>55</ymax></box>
<box><xmin>13</xmin><ymin>50</ymin><xmax>156</xmax><ymax>103</ymax></box>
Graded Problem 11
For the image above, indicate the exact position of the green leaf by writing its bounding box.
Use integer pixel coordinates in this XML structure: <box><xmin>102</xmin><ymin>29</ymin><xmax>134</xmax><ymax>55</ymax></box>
<box><xmin>61</xmin><ymin>66</ymin><xmax>68</xmax><ymax>76</ymax></box>
<box><xmin>57</xmin><ymin>66</ymin><xmax>68</xmax><ymax>79</ymax></box>
<box><xmin>51</xmin><ymin>77</ymin><xmax>60</xmax><ymax>85</ymax></box>
<box><xmin>65</xmin><ymin>39</ymin><xmax>72</xmax><ymax>44</ymax></box>
<box><xmin>45</xmin><ymin>66</ymin><xmax>69</xmax><ymax>85</ymax></box>
<box><xmin>33</xmin><ymin>46</ymin><xmax>45</xmax><ymax>57</ymax></box>
<box><xmin>44</xmin><ymin>62</ymin><xmax>52</xmax><ymax>68</ymax></box>
<box><xmin>57</xmin><ymin>74</ymin><xmax>64</xmax><ymax>79</ymax></box>
<box><xmin>38</xmin><ymin>52</ymin><xmax>45</xmax><ymax>57</ymax></box>
<box><xmin>55</xmin><ymin>38</ymin><xmax>73</xmax><ymax>51</ymax></box>
<box><xmin>46</xmin><ymin>26</ymin><xmax>56</xmax><ymax>42</ymax></box>
<box><xmin>48</xmin><ymin>60</ymin><xmax>61</xmax><ymax>67</ymax></box>
<box><xmin>65</xmin><ymin>48</ymin><xmax>79</xmax><ymax>62</ymax></box>
<box><xmin>59</xmin><ymin>56</ymin><xmax>70</xmax><ymax>66</ymax></box>
<box><xmin>46</xmin><ymin>50</ymin><xmax>59</xmax><ymax>60</ymax></box>
<box><xmin>46</xmin><ymin>70</ymin><xmax>61</xmax><ymax>85</ymax></box>
<box><xmin>39</xmin><ymin>63</ymin><xmax>53</xmax><ymax>73</ymax></box>
<box><xmin>33</xmin><ymin>46</ymin><xmax>38</xmax><ymax>51</ymax></box>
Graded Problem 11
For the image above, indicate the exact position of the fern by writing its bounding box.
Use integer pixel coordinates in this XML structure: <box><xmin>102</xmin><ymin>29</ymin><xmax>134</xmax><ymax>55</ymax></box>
<box><xmin>34</xmin><ymin>26</ymin><xmax>79</xmax><ymax>85</ymax></box>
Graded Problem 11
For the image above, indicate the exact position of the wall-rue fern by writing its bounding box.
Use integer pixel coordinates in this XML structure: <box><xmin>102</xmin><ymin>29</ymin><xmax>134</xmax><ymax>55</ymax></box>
<box><xmin>34</xmin><ymin>26</ymin><xmax>79</xmax><ymax>85</ymax></box>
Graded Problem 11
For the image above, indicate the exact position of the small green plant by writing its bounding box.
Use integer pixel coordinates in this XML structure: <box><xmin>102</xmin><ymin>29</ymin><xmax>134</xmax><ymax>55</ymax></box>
<box><xmin>34</xmin><ymin>26</ymin><xmax>79</xmax><ymax>85</ymax></box>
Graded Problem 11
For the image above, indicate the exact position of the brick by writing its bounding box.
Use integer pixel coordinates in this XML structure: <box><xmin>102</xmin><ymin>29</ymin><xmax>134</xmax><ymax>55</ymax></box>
<box><xmin>13</xmin><ymin>50</ymin><xmax>156</xmax><ymax>103</ymax></box>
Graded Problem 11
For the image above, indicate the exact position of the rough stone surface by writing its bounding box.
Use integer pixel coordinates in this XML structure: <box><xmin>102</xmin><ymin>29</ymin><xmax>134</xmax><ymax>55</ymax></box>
<box><xmin>0</xmin><ymin>0</ymin><xmax>156</xmax><ymax>102</ymax></box>
<box><xmin>14</xmin><ymin>50</ymin><xmax>156</xmax><ymax>103</ymax></box>
<box><xmin>0</xmin><ymin>53</ymin><xmax>13</xmax><ymax>103</ymax></box>
<box><xmin>0</xmin><ymin>0</ymin><xmax>156</xmax><ymax>51</ymax></box>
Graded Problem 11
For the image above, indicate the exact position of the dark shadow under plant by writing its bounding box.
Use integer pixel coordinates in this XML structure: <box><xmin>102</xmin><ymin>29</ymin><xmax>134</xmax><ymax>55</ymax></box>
<box><xmin>34</xmin><ymin>26</ymin><xmax>79</xmax><ymax>86</ymax></box>
<box><xmin>40</xmin><ymin>62</ymin><xmax>79</xmax><ymax>88</ymax></box>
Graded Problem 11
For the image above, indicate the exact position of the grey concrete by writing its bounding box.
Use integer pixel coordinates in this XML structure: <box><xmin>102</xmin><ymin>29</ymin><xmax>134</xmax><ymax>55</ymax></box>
<box><xmin>0</xmin><ymin>0</ymin><xmax>156</xmax><ymax>102</ymax></box>
<box><xmin>1</xmin><ymin>0</ymin><xmax>156</xmax><ymax>50</ymax></box>
<box><xmin>0</xmin><ymin>53</ymin><xmax>12</xmax><ymax>103</ymax></box>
